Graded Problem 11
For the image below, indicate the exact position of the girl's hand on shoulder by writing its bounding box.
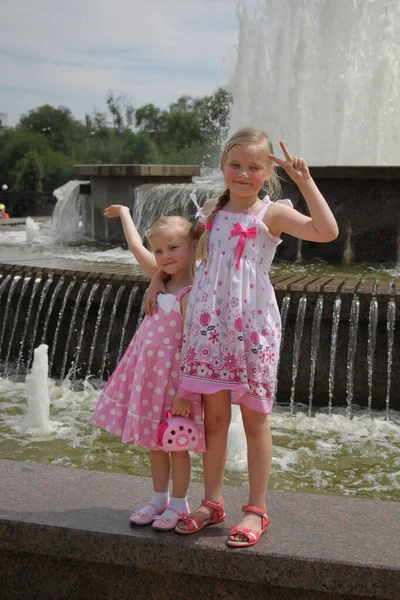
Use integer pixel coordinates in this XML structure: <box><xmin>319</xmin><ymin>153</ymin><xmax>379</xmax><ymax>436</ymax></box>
<box><xmin>269</xmin><ymin>141</ymin><xmax>311</xmax><ymax>184</ymax></box>
<box><xmin>171</xmin><ymin>394</ymin><xmax>191</xmax><ymax>417</ymax></box>
<box><xmin>104</xmin><ymin>205</ymin><xmax>128</xmax><ymax>219</ymax></box>
<box><xmin>144</xmin><ymin>272</ymin><xmax>168</xmax><ymax>316</ymax></box>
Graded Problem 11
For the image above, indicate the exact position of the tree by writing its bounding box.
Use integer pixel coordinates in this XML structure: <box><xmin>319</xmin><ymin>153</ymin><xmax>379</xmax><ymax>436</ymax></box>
<box><xmin>0</xmin><ymin>129</ymin><xmax>50</xmax><ymax>188</ymax></box>
<box><xmin>135</xmin><ymin>104</ymin><xmax>166</xmax><ymax>146</ymax></box>
<box><xmin>18</xmin><ymin>104</ymin><xmax>81</xmax><ymax>154</ymax></box>
<box><xmin>15</xmin><ymin>149</ymin><xmax>44</xmax><ymax>192</ymax></box>
<box><xmin>41</xmin><ymin>150</ymin><xmax>76</xmax><ymax>192</ymax></box>
<box><xmin>106</xmin><ymin>91</ymin><xmax>135</xmax><ymax>134</ymax></box>
<box><xmin>134</xmin><ymin>88</ymin><xmax>232</xmax><ymax>165</ymax></box>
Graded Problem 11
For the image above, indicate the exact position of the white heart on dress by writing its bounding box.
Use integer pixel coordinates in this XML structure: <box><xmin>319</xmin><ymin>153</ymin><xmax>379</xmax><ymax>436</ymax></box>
<box><xmin>157</xmin><ymin>293</ymin><xmax>181</xmax><ymax>315</ymax></box>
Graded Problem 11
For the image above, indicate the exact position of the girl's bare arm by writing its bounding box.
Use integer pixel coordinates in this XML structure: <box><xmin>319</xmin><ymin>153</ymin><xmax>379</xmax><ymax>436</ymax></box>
<box><xmin>104</xmin><ymin>205</ymin><xmax>158</xmax><ymax>278</ymax></box>
<box><xmin>268</xmin><ymin>143</ymin><xmax>339</xmax><ymax>242</ymax></box>
<box><xmin>144</xmin><ymin>269</ymin><xmax>169</xmax><ymax>316</ymax></box>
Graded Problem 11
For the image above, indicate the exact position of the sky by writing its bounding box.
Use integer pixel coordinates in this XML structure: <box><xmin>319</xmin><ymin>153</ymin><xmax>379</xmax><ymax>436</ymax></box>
<box><xmin>0</xmin><ymin>0</ymin><xmax>243</xmax><ymax>126</ymax></box>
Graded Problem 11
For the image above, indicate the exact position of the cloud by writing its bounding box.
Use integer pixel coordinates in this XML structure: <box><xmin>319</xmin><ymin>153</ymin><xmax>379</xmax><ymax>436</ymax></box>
<box><xmin>0</xmin><ymin>0</ymin><xmax>240</xmax><ymax>125</ymax></box>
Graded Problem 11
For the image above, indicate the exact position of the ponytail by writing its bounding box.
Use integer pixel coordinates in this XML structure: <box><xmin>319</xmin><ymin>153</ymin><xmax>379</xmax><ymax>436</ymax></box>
<box><xmin>197</xmin><ymin>189</ymin><xmax>230</xmax><ymax>263</ymax></box>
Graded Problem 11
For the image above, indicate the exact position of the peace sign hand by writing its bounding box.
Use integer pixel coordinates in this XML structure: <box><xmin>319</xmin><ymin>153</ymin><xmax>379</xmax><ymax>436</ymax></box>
<box><xmin>269</xmin><ymin>141</ymin><xmax>311</xmax><ymax>183</ymax></box>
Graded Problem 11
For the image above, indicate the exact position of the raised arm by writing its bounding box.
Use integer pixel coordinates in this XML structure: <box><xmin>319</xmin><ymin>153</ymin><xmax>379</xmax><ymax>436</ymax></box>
<box><xmin>104</xmin><ymin>205</ymin><xmax>158</xmax><ymax>277</ymax></box>
<box><xmin>268</xmin><ymin>142</ymin><xmax>339</xmax><ymax>242</ymax></box>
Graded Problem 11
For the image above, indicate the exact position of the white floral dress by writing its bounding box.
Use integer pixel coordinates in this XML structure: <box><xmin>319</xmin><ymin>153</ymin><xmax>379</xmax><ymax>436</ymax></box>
<box><xmin>180</xmin><ymin>196</ymin><xmax>292</xmax><ymax>414</ymax></box>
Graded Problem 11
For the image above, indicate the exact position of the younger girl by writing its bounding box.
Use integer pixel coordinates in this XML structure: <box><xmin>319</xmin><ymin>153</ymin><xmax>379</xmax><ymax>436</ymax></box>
<box><xmin>92</xmin><ymin>206</ymin><xmax>205</xmax><ymax>530</ymax></box>
<box><xmin>149</xmin><ymin>127</ymin><xmax>338</xmax><ymax>547</ymax></box>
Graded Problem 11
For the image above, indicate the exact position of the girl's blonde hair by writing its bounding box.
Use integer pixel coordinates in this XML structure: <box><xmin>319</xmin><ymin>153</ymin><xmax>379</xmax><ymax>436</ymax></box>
<box><xmin>197</xmin><ymin>127</ymin><xmax>281</xmax><ymax>263</ymax></box>
<box><xmin>146</xmin><ymin>216</ymin><xmax>197</xmax><ymax>276</ymax></box>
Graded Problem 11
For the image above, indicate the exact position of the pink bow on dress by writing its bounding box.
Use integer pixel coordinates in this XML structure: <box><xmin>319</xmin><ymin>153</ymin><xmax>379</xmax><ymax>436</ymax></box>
<box><xmin>231</xmin><ymin>223</ymin><xmax>257</xmax><ymax>269</ymax></box>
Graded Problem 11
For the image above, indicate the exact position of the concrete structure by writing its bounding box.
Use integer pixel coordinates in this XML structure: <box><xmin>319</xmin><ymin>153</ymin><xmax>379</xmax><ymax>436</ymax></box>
<box><xmin>74</xmin><ymin>164</ymin><xmax>200</xmax><ymax>244</ymax></box>
<box><xmin>1</xmin><ymin>460</ymin><xmax>399</xmax><ymax>600</ymax></box>
<box><xmin>74</xmin><ymin>164</ymin><xmax>400</xmax><ymax>264</ymax></box>
<box><xmin>278</xmin><ymin>166</ymin><xmax>400</xmax><ymax>265</ymax></box>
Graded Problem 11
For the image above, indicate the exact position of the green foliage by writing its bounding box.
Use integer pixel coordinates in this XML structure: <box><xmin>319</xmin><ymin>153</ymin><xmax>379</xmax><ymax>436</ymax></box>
<box><xmin>135</xmin><ymin>87</ymin><xmax>232</xmax><ymax>166</ymax></box>
<box><xmin>18</xmin><ymin>104</ymin><xmax>81</xmax><ymax>154</ymax></box>
<box><xmin>0</xmin><ymin>87</ymin><xmax>232</xmax><ymax>190</ymax></box>
<box><xmin>15</xmin><ymin>149</ymin><xmax>44</xmax><ymax>192</ymax></box>
<box><xmin>41</xmin><ymin>150</ymin><xmax>76</xmax><ymax>192</ymax></box>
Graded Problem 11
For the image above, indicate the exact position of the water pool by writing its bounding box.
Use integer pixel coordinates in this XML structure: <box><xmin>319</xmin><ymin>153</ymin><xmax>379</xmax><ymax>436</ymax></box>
<box><xmin>1</xmin><ymin>376</ymin><xmax>399</xmax><ymax>502</ymax></box>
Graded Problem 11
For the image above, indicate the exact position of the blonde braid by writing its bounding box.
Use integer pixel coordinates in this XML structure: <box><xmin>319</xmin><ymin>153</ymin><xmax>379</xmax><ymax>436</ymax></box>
<box><xmin>197</xmin><ymin>189</ymin><xmax>230</xmax><ymax>263</ymax></box>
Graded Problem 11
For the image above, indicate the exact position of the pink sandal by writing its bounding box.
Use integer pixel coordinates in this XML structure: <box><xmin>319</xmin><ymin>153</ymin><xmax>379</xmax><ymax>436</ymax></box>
<box><xmin>152</xmin><ymin>501</ymin><xmax>190</xmax><ymax>531</ymax></box>
<box><xmin>129</xmin><ymin>502</ymin><xmax>169</xmax><ymax>526</ymax></box>
<box><xmin>227</xmin><ymin>505</ymin><xmax>270</xmax><ymax>548</ymax></box>
<box><xmin>174</xmin><ymin>498</ymin><xmax>225</xmax><ymax>535</ymax></box>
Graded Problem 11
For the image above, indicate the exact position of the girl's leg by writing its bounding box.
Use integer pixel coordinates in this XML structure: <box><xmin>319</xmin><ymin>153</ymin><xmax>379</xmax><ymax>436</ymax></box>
<box><xmin>130</xmin><ymin>450</ymin><xmax>170</xmax><ymax>524</ymax></box>
<box><xmin>150</xmin><ymin>449</ymin><xmax>171</xmax><ymax>492</ymax></box>
<box><xmin>171</xmin><ymin>450</ymin><xmax>191</xmax><ymax>498</ymax></box>
<box><xmin>228</xmin><ymin>406</ymin><xmax>272</xmax><ymax>542</ymax></box>
<box><xmin>177</xmin><ymin>390</ymin><xmax>231</xmax><ymax>530</ymax></box>
<box><xmin>153</xmin><ymin>451</ymin><xmax>191</xmax><ymax>526</ymax></box>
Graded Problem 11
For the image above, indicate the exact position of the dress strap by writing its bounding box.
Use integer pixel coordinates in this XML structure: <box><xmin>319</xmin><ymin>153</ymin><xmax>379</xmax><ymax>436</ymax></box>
<box><xmin>190</xmin><ymin>193</ymin><xmax>207</xmax><ymax>222</ymax></box>
<box><xmin>276</xmin><ymin>198</ymin><xmax>294</xmax><ymax>208</ymax></box>
<box><xmin>258</xmin><ymin>196</ymin><xmax>294</xmax><ymax>221</ymax></box>
<box><xmin>257</xmin><ymin>196</ymin><xmax>271</xmax><ymax>221</ymax></box>
<box><xmin>176</xmin><ymin>285</ymin><xmax>192</xmax><ymax>302</ymax></box>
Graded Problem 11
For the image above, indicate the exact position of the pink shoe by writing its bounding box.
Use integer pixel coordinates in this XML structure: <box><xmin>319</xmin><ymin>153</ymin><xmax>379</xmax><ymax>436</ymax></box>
<box><xmin>129</xmin><ymin>502</ymin><xmax>169</xmax><ymax>526</ymax></box>
<box><xmin>152</xmin><ymin>501</ymin><xmax>190</xmax><ymax>531</ymax></box>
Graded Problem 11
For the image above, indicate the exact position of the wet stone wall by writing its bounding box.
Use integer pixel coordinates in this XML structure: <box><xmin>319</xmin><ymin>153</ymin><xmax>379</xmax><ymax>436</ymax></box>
<box><xmin>0</xmin><ymin>264</ymin><xmax>399</xmax><ymax>413</ymax></box>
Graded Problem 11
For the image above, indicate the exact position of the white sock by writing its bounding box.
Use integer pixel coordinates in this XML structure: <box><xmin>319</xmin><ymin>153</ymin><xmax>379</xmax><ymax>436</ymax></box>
<box><xmin>159</xmin><ymin>496</ymin><xmax>188</xmax><ymax>519</ymax></box>
<box><xmin>139</xmin><ymin>491</ymin><xmax>169</xmax><ymax>515</ymax></box>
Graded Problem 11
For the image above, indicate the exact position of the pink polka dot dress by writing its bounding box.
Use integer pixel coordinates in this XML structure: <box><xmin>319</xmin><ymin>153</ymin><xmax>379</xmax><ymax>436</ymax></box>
<box><xmin>180</xmin><ymin>197</ymin><xmax>292</xmax><ymax>415</ymax></box>
<box><xmin>92</xmin><ymin>286</ymin><xmax>206</xmax><ymax>452</ymax></box>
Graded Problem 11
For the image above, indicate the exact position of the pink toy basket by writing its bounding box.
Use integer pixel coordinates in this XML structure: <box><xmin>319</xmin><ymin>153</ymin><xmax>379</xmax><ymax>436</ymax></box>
<box><xmin>157</xmin><ymin>410</ymin><xmax>200</xmax><ymax>452</ymax></box>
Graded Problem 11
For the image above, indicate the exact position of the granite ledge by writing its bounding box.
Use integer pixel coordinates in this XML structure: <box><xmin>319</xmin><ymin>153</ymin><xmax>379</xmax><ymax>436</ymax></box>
<box><xmin>0</xmin><ymin>460</ymin><xmax>399</xmax><ymax>600</ymax></box>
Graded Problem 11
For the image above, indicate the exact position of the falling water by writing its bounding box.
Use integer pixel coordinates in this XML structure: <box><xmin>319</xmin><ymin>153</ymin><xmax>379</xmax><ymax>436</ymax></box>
<box><xmin>117</xmin><ymin>285</ymin><xmax>141</xmax><ymax>363</ymax></box>
<box><xmin>308</xmin><ymin>295</ymin><xmax>323</xmax><ymax>416</ymax></box>
<box><xmin>99</xmin><ymin>284</ymin><xmax>125</xmax><ymax>380</ymax></box>
<box><xmin>60</xmin><ymin>282</ymin><xmax>88</xmax><ymax>381</ymax></box>
<box><xmin>49</xmin><ymin>279</ymin><xmax>76</xmax><ymax>375</ymax></box>
<box><xmin>135</xmin><ymin>287</ymin><xmax>148</xmax><ymax>332</ymax></box>
<box><xmin>367</xmin><ymin>296</ymin><xmax>378</xmax><ymax>413</ymax></box>
<box><xmin>0</xmin><ymin>274</ymin><xmax>12</xmax><ymax>303</ymax></box>
<box><xmin>25</xmin><ymin>344</ymin><xmax>56</xmax><ymax>433</ymax></box>
<box><xmin>72</xmin><ymin>281</ymin><xmax>100</xmax><ymax>378</ymax></box>
<box><xmin>386</xmin><ymin>298</ymin><xmax>396</xmax><ymax>419</ymax></box>
<box><xmin>40</xmin><ymin>277</ymin><xmax>65</xmax><ymax>345</ymax></box>
<box><xmin>50</xmin><ymin>180</ymin><xmax>84</xmax><ymax>242</ymax></box>
<box><xmin>289</xmin><ymin>295</ymin><xmax>307</xmax><ymax>415</ymax></box>
<box><xmin>0</xmin><ymin>275</ymin><xmax>21</xmax><ymax>358</ymax></box>
<box><xmin>86</xmin><ymin>283</ymin><xmax>112</xmax><ymax>377</ymax></box>
<box><xmin>231</xmin><ymin>0</ymin><xmax>400</xmax><ymax>165</ymax></box>
<box><xmin>16</xmin><ymin>274</ymin><xmax>42</xmax><ymax>374</ymax></box>
<box><xmin>133</xmin><ymin>184</ymin><xmax>222</xmax><ymax>237</ymax></box>
<box><xmin>25</xmin><ymin>217</ymin><xmax>40</xmax><ymax>242</ymax></box>
<box><xmin>273</xmin><ymin>293</ymin><xmax>290</xmax><ymax>403</ymax></box>
<box><xmin>4</xmin><ymin>275</ymin><xmax>31</xmax><ymax>375</ymax></box>
<box><xmin>26</xmin><ymin>275</ymin><xmax>54</xmax><ymax>369</ymax></box>
<box><xmin>346</xmin><ymin>296</ymin><xmax>360</xmax><ymax>417</ymax></box>
<box><xmin>328</xmin><ymin>297</ymin><xmax>341</xmax><ymax>415</ymax></box>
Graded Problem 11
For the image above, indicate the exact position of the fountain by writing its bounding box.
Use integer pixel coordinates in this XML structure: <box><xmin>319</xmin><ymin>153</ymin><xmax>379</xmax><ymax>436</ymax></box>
<box><xmin>25</xmin><ymin>344</ymin><xmax>56</xmax><ymax>433</ymax></box>
<box><xmin>230</xmin><ymin>0</ymin><xmax>400</xmax><ymax>166</ymax></box>
<box><xmin>1</xmin><ymin>3</ymin><xmax>400</xmax><ymax>596</ymax></box>
<box><xmin>0</xmin><ymin>0</ymin><xmax>399</xmax><ymax>490</ymax></box>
